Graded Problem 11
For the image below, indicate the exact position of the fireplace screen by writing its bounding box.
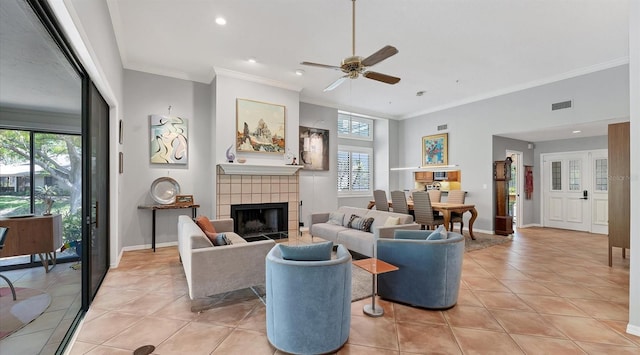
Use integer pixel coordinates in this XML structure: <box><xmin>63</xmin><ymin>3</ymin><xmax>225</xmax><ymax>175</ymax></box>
<box><xmin>231</xmin><ymin>202</ymin><xmax>288</xmax><ymax>238</ymax></box>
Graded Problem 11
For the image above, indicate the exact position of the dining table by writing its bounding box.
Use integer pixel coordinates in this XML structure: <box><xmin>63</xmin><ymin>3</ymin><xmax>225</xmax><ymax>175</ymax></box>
<box><xmin>367</xmin><ymin>199</ymin><xmax>478</xmax><ymax>240</ymax></box>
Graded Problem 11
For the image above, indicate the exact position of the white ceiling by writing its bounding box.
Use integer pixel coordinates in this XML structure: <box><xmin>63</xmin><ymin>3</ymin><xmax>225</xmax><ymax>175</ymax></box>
<box><xmin>106</xmin><ymin>0</ymin><xmax>629</xmax><ymax>124</ymax></box>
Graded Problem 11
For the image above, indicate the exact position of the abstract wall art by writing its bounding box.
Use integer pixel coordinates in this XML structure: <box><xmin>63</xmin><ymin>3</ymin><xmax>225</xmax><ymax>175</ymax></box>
<box><xmin>150</xmin><ymin>114</ymin><xmax>188</xmax><ymax>164</ymax></box>
<box><xmin>422</xmin><ymin>133</ymin><xmax>448</xmax><ymax>166</ymax></box>
<box><xmin>299</xmin><ymin>126</ymin><xmax>329</xmax><ymax>170</ymax></box>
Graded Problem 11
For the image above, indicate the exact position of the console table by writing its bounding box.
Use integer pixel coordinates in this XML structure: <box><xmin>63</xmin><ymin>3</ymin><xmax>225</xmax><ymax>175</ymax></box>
<box><xmin>138</xmin><ymin>204</ymin><xmax>199</xmax><ymax>251</ymax></box>
<box><xmin>0</xmin><ymin>214</ymin><xmax>63</xmax><ymax>272</ymax></box>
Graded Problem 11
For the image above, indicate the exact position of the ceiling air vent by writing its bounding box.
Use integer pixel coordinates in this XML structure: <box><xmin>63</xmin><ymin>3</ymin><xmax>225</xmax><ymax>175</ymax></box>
<box><xmin>552</xmin><ymin>100</ymin><xmax>572</xmax><ymax>111</ymax></box>
<box><xmin>437</xmin><ymin>124</ymin><xmax>448</xmax><ymax>131</ymax></box>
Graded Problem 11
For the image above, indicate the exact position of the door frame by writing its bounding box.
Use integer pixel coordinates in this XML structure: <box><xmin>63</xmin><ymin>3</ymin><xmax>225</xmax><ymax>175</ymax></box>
<box><xmin>506</xmin><ymin>150</ymin><xmax>523</xmax><ymax>229</ymax></box>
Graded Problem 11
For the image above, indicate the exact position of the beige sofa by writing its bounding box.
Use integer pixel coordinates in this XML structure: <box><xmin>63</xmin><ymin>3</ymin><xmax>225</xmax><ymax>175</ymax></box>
<box><xmin>309</xmin><ymin>206</ymin><xmax>420</xmax><ymax>257</ymax></box>
<box><xmin>177</xmin><ymin>215</ymin><xmax>275</xmax><ymax>300</ymax></box>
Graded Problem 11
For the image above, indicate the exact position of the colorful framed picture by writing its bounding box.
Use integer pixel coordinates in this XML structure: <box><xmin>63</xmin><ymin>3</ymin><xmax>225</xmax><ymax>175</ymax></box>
<box><xmin>299</xmin><ymin>126</ymin><xmax>329</xmax><ymax>170</ymax></box>
<box><xmin>236</xmin><ymin>98</ymin><xmax>286</xmax><ymax>154</ymax></box>
<box><xmin>422</xmin><ymin>133</ymin><xmax>448</xmax><ymax>166</ymax></box>
<box><xmin>149</xmin><ymin>115</ymin><xmax>188</xmax><ymax>164</ymax></box>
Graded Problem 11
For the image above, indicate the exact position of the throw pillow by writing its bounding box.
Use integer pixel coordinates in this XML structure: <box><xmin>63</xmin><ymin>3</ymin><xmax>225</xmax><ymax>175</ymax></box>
<box><xmin>195</xmin><ymin>216</ymin><xmax>216</xmax><ymax>234</ymax></box>
<box><xmin>212</xmin><ymin>233</ymin><xmax>231</xmax><ymax>246</ymax></box>
<box><xmin>361</xmin><ymin>217</ymin><xmax>375</xmax><ymax>232</ymax></box>
<box><xmin>347</xmin><ymin>214</ymin><xmax>362</xmax><ymax>229</ymax></box>
<box><xmin>327</xmin><ymin>211</ymin><xmax>345</xmax><ymax>226</ymax></box>
<box><xmin>280</xmin><ymin>241</ymin><xmax>333</xmax><ymax>261</ymax></box>
<box><xmin>383</xmin><ymin>216</ymin><xmax>400</xmax><ymax>227</ymax></box>
<box><xmin>426</xmin><ymin>225</ymin><xmax>448</xmax><ymax>240</ymax></box>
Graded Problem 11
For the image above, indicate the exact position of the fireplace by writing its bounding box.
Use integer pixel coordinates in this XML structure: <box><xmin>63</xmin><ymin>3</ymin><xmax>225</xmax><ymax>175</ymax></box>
<box><xmin>231</xmin><ymin>202</ymin><xmax>288</xmax><ymax>239</ymax></box>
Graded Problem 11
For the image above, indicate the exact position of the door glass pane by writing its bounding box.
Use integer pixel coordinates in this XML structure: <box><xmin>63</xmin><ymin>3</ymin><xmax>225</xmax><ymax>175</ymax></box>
<box><xmin>595</xmin><ymin>158</ymin><xmax>608</xmax><ymax>191</ymax></box>
<box><xmin>0</xmin><ymin>130</ymin><xmax>32</xmax><ymax>216</ymax></box>
<box><xmin>551</xmin><ymin>161</ymin><xmax>562</xmax><ymax>190</ymax></box>
<box><xmin>569</xmin><ymin>159</ymin><xmax>581</xmax><ymax>191</ymax></box>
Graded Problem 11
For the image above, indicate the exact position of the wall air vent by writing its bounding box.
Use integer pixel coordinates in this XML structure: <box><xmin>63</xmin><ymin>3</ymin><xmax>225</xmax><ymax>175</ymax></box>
<box><xmin>437</xmin><ymin>124</ymin><xmax>448</xmax><ymax>131</ymax></box>
<box><xmin>551</xmin><ymin>100</ymin><xmax>572</xmax><ymax>111</ymax></box>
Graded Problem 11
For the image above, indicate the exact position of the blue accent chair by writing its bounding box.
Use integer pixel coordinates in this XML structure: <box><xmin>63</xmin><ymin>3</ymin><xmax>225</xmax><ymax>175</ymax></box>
<box><xmin>377</xmin><ymin>230</ymin><xmax>465</xmax><ymax>309</ymax></box>
<box><xmin>266</xmin><ymin>244</ymin><xmax>352</xmax><ymax>354</ymax></box>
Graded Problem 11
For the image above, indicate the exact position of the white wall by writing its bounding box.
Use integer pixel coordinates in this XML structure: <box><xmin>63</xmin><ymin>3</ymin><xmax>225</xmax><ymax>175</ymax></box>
<box><xmin>299</xmin><ymin>102</ymin><xmax>338</xmax><ymax>226</ymax></box>
<box><xmin>627</xmin><ymin>0</ymin><xmax>639</xmax><ymax>336</ymax></box>
<box><xmin>399</xmin><ymin>65</ymin><xmax>629</xmax><ymax>232</ymax></box>
<box><xmin>121</xmin><ymin>69</ymin><xmax>212</xmax><ymax>248</ymax></box>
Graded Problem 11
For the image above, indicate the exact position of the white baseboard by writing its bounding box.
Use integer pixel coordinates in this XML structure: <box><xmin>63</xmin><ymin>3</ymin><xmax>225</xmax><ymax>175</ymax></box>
<box><xmin>518</xmin><ymin>223</ymin><xmax>542</xmax><ymax>228</ymax></box>
<box><xmin>122</xmin><ymin>241</ymin><xmax>178</xmax><ymax>252</ymax></box>
<box><xmin>627</xmin><ymin>323</ymin><xmax>640</xmax><ymax>337</ymax></box>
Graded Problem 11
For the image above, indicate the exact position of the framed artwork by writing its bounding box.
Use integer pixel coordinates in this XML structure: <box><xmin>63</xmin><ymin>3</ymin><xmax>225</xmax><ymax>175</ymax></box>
<box><xmin>236</xmin><ymin>98</ymin><xmax>286</xmax><ymax>153</ymax></box>
<box><xmin>422</xmin><ymin>133</ymin><xmax>448</xmax><ymax>166</ymax></box>
<box><xmin>299</xmin><ymin>126</ymin><xmax>329</xmax><ymax>170</ymax></box>
<box><xmin>150</xmin><ymin>115</ymin><xmax>188</xmax><ymax>164</ymax></box>
<box><xmin>174</xmin><ymin>194</ymin><xmax>194</xmax><ymax>206</ymax></box>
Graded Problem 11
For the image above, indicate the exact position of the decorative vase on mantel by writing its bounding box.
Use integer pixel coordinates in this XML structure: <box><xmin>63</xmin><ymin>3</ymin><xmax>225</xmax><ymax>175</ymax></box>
<box><xmin>226</xmin><ymin>145</ymin><xmax>236</xmax><ymax>163</ymax></box>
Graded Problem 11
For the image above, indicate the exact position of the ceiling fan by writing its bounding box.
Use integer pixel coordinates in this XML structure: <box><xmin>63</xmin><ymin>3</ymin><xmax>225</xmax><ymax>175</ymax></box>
<box><xmin>301</xmin><ymin>0</ymin><xmax>400</xmax><ymax>92</ymax></box>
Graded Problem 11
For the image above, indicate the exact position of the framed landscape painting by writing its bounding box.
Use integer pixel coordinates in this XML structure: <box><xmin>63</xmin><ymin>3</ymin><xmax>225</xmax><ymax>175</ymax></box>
<box><xmin>236</xmin><ymin>98</ymin><xmax>286</xmax><ymax>153</ymax></box>
<box><xmin>299</xmin><ymin>126</ymin><xmax>329</xmax><ymax>170</ymax></box>
<box><xmin>422</xmin><ymin>133</ymin><xmax>448</xmax><ymax>166</ymax></box>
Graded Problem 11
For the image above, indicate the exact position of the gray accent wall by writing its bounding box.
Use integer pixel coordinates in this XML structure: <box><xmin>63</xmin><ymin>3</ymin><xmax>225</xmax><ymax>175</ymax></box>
<box><xmin>299</xmin><ymin>102</ymin><xmax>338</xmax><ymax>226</ymax></box>
<box><xmin>122</xmin><ymin>69</ymin><xmax>213</xmax><ymax>248</ymax></box>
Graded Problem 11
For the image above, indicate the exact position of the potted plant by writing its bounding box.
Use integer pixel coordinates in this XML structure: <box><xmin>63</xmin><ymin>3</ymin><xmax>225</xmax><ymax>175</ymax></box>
<box><xmin>36</xmin><ymin>185</ymin><xmax>57</xmax><ymax>215</ymax></box>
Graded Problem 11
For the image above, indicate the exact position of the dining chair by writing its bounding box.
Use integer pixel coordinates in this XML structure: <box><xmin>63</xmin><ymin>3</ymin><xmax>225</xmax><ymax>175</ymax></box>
<box><xmin>0</xmin><ymin>227</ymin><xmax>17</xmax><ymax>300</ymax></box>
<box><xmin>447</xmin><ymin>190</ymin><xmax>466</xmax><ymax>233</ymax></box>
<box><xmin>390</xmin><ymin>190</ymin><xmax>409</xmax><ymax>215</ymax></box>
<box><xmin>373</xmin><ymin>190</ymin><xmax>389</xmax><ymax>211</ymax></box>
<box><xmin>427</xmin><ymin>190</ymin><xmax>442</xmax><ymax>203</ymax></box>
<box><xmin>412</xmin><ymin>191</ymin><xmax>444</xmax><ymax>230</ymax></box>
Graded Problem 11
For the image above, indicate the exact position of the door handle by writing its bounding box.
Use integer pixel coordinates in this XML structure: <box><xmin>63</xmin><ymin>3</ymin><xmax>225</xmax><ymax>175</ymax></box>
<box><xmin>581</xmin><ymin>190</ymin><xmax>588</xmax><ymax>200</ymax></box>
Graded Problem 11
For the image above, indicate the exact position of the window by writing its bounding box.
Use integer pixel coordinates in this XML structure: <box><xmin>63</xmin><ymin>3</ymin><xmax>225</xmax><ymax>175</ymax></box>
<box><xmin>337</xmin><ymin>146</ymin><xmax>372</xmax><ymax>195</ymax></box>
<box><xmin>595</xmin><ymin>158</ymin><xmax>608</xmax><ymax>191</ymax></box>
<box><xmin>551</xmin><ymin>161</ymin><xmax>562</xmax><ymax>190</ymax></box>
<box><xmin>568</xmin><ymin>159</ymin><xmax>581</xmax><ymax>191</ymax></box>
<box><xmin>338</xmin><ymin>112</ymin><xmax>373</xmax><ymax>140</ymax></box>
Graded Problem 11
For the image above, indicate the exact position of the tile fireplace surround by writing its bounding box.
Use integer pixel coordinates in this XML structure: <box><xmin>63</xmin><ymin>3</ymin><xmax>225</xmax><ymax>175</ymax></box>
<box><xmin>216</xmin><ymin>164</ymin><xmax>300</xmax><ymax>237</ymax></box>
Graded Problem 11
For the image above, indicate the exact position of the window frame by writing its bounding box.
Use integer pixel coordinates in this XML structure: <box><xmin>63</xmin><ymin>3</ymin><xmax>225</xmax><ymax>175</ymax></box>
<box><xmin>337</xmin><ymin>111</ymin><xmax>374</xmax><ymax>141</ymax></box>
<box><xmin>337</xmin><ymin>145</ymin><xmax>373</xmax><ymax>197</ymax></box>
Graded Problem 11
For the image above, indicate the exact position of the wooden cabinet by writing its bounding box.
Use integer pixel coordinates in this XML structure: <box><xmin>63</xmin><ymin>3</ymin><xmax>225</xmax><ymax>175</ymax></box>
<box><xmin>494</xmin><ymin>159</ymin><xmax>513</xmax><ymax>235</ymax></box>
<box><xmin>608</xmin><ymin>122</ymin><xmax>630</xmax><ymax>266</ymax></box>
<box><xmin>414</xmin><ymin>171</ymin><xmax>433</xmax><ymax>182</ymax></box>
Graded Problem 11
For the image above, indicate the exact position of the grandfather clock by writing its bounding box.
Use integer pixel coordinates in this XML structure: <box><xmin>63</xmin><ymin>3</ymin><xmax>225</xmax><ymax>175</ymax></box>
<box><xmin>494</xmin><ymin>158</ymin><xmax>513</xmax><ymax>235</ymax></box>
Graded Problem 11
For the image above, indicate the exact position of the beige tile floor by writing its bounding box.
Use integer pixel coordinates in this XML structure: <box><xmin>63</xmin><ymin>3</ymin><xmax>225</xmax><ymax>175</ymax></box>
<box><xmin>0</xmin><ymin>260</ymin><xmax>82</xmax><ymax>355</ymax></box>
<box><xmin>66</xmin><ymin>227</ymin><xmax>638</xmax><ymax>354</ymax></box>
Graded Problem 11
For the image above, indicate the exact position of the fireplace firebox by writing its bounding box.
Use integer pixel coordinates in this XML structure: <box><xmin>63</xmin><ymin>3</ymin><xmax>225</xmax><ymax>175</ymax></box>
<box><xmin>231</xmin><ymin>202</ymin><xmax>288</xmax><ymax>239</ymax></box>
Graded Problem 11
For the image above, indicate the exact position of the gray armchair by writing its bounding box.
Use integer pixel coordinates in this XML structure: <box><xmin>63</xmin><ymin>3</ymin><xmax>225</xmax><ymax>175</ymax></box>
<box><xmin>266</xmin><ymin>244</ymin><xmax>352</xmax><ymax>354</ymax></box>
<box><xmin>377</xmin><ymin>229</ymin><xmax>464</xmax><ymax>309</ymax></box>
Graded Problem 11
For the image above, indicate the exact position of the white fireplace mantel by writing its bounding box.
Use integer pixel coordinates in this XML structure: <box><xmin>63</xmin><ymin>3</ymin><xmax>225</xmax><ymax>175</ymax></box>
<box><xmin>217</xmin><ymin>163</ymin><xmax>302</xmax><ymax>176</ymax></box>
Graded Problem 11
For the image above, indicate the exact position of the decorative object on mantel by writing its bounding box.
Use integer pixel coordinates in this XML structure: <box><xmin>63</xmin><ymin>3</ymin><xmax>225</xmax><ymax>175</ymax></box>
<box><xmin>150</xmin><ymin>113</ymin><xmax>188</xmax><ymax>164</ymax></box>
<box><xmin>236</xmin><ymin>98</ymin><xmax>286</xmax><ymax>154</ymax></box>
<box><xmin>150</xmin><ymin>177</ymin><xmax>181</xmax><ymax>204</ymax></box>
<box><xmin>174</xmin><ymin>194</ymin><xmax>194</xmax><ymax>206</ymax></box>
<box><xmin>422</xmin><ymin>133</ymin><xmax>448</xmax><ymax>166</ymax></box>
<box><xmin>237</xmin><ymin>158</ymin><xmax>247</xmax><ymax>164</ymax></box>
<box><xmin>226</xmin><ymin>144</ymin><xmax>236</xmax><ymax>162</ymax></box>
<box><xmin>284</xmin><ymin>148</ymin><xmax>295</xmax><ymax>164</ymax></box>
<box><xmin>299</xmin><ymin>126</ymin><xmax>329</xmax><ymax>170</ymax></box>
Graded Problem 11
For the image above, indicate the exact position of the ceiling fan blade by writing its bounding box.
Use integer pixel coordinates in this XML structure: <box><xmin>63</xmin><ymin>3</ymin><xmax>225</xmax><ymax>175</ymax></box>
<box><xmin>361</xmin><ymin>45</ymin><xmax>399</xmax><ymax>67</ymax></box>
<box><xmin>323</xmin><ymin>76</ymin><xmax>348</xmax><ymax>92</ymax></box>
<box><xmin>363</xmin><ymin>71</ymin><xmax>401</xmax><ymax>85</ymax></box>
<box><xmin>300</xmin><ymin>61</ymin><xmax>342</xmax><ymax>70</ymax></box>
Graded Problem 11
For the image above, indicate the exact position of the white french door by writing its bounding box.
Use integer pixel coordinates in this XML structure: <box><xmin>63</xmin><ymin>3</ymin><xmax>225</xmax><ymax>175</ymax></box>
<box><xmin>542</xmin><ymin>150</ymin><xmax>608</xmax><ymax>234</ymax></box>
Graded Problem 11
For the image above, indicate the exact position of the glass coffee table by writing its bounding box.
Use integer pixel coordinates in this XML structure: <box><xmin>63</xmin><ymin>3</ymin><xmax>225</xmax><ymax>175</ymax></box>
<box><xmin>352</xmin><ymin>258</ymin><xmax>399</xmax><ymax>317</ymax></box>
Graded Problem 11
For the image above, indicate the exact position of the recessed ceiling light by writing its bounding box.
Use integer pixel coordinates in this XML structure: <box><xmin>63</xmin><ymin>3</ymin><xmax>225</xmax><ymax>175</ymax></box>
<box><xmin>295</xmin><ymin>69</ymin><xmax>305</xmax><ymax>76</ymax></box>
<box><xmin>572</xmin><ymin>130</ymin><xmax>582</xmax><ymax>134</ymax></box>
<box><xmin>215</xmin><ymin>17</ymin><xmax>226</xmax><ymax>26</ymax></box>
<box><xmin>248</xmin><ymin>57</ymin><xmax>257</xmax><ymax>63</ymax></box>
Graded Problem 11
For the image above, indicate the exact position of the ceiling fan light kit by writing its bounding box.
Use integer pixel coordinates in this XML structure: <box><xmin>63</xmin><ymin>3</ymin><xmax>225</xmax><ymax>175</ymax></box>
<box><xmin>301</xmin><ymin>0</ymin><xmax>401</xmax><ymax>91</ymax></box>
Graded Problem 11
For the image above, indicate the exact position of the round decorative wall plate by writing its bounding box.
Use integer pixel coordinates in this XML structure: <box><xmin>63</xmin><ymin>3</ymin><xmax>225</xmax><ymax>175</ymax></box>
<box><xmin>150</xmin><ymin>177</ymin><xmax>180</xmax><ymax>204</ymax></box>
